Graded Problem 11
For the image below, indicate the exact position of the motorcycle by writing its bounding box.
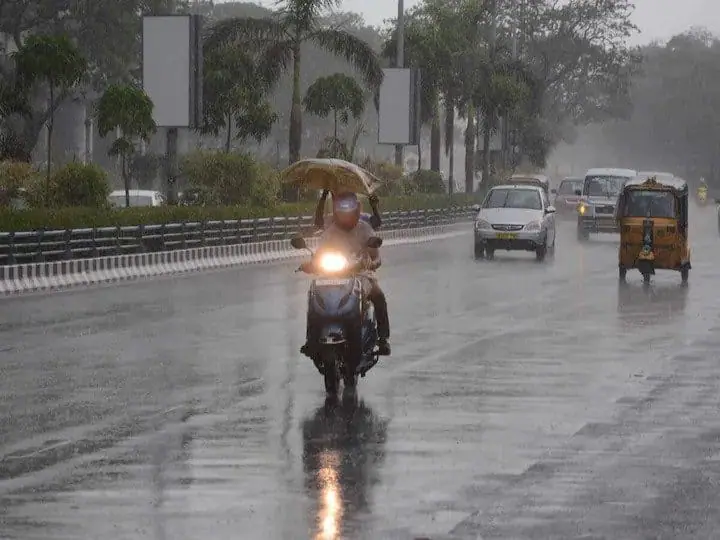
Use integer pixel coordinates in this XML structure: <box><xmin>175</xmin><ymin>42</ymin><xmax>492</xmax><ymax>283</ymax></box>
<box><xmin>698</xmin><ymin>187</ymin><xmax>708</xmax><ymax>206</ymax></box>
<box><xmin>291</xmin><ymin>235</ymin><xmax>383</xmax><ymax>394</ymax></box>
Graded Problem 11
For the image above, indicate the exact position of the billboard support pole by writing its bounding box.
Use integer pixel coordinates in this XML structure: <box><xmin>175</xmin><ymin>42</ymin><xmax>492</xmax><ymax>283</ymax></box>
<box><xmin>166</xmin><ymin>128</ymin><xmax>178</xmax><ymax>204</ymax></box>
<box><xmin>394</xmin><ymin>0</ymin><xmax>404</xmax><ymax>168</ymax></box>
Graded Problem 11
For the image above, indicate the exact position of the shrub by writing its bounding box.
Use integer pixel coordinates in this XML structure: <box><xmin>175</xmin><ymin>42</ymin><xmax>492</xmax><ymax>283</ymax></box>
<box><xmin>181</xmin><ymin>150</ymin><xmax>279</xmax><ymax>207</ymax></box>
<box><xmin>405</xmin><ymin>169</ymin><xmax>445</xmax><ymax>194</ymax></box>
<box><xmin>359</xmin><ymin>158</ymin><xmax>405</xmax><ymax>196</ymax></box>
<box><xmin>0</xmin><ymin>161</ymin><xmax>39</xmax><ymax>206</ymax></box>
<box><xmin>43</xmin><ymin>162</ymin><xmax>110</xmax><ymax>208</ymax></box>
<box><xmin>0</xmin><ymin>193</ymin><xmax>481</xmax><ymax>232</ymax></box>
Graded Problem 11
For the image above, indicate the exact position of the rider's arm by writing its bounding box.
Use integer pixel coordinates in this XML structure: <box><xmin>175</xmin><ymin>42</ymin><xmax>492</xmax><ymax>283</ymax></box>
<box><xmin>368</xmin><ymin>194</ymin><xmax>381</xmax><ymax>229</ymax></box>
<box><xmin>365</xmin><ymin>246</ymin><xmax>381</xmax><ymax>270</ymax></box>
<box><xmin>314</xmin><ymin>190</ymin><xmax>330</xmax><ymax>229</ymax></box>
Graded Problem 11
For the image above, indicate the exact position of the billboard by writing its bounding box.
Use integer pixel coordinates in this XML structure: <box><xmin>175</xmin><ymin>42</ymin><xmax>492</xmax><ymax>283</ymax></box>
<box><xmin>378</xmin><ymin>68</ymin><xmax>420</xmax><ymax>145</ymax></box>
<box><xmin>142</xmin><ymin>15</ymin><xmax>203</xmax><ymax>128</ymax></box>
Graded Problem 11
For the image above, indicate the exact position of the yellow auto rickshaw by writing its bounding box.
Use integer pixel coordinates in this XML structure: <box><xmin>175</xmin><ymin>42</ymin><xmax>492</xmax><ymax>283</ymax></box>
<box><xmin>615</xmin><ymin>175</ymin><xmax>690</xmax><ymax>284</ymax></box>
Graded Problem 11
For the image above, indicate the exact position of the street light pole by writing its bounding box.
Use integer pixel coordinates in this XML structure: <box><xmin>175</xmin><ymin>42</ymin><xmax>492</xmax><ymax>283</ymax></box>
<box><xmin>394</xmin><ymin>0</ymin><xmax>404</xmax><ymax>169</ymax></box>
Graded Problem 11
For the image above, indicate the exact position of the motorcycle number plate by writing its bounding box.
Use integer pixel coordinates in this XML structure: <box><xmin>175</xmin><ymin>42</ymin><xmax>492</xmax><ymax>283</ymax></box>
<box><xmin>315</xmin><ymin>278</ymin><xmax>350</xmax><ymax>286</ymax></box>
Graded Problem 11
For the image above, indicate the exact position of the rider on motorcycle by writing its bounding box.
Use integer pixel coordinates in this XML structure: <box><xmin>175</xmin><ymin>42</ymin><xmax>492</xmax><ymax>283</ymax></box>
<box><xmin>301</xmin><ymin>191</ymin><xmax>391</xmax><ymax>356</ymax></box>
<box><xmin>314</xmin><ymin>189</ymin><xmax>381</xmax><ymax>230</ymax></box>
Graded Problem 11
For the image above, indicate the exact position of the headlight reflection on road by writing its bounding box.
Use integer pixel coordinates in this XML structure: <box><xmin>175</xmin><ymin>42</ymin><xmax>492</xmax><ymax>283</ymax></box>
<box><xmin>316</xmin><ymin>450</ymin><xmax>343</xmax><ymax>540</ymax></box>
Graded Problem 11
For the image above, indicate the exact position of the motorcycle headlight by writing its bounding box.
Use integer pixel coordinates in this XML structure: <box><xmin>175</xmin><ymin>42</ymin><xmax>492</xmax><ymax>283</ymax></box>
<box><xmin>317</xmin><ymin>253</ymin><xmax>348</xmax><ymax>273</ymax></box>
<box><xmin>525</xmin><ymin>220</ymin><xmax>541</xmax><ymax>231</ymax></box>
<box><xmin>578</xmin><ymin>203</ymin><xmax>587</xmax><ymax>215</ymax></box>
<box><xmin>475</xmin><ymin>218</ymin><xmax>492</xmax><ymax>230</ymax></box>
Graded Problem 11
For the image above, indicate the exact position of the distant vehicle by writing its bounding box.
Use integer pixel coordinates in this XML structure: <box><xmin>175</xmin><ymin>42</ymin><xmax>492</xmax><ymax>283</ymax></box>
<box><xmin>504</xmin><ymin>173</ymin><xmax>550</xmax><ymax>195</ymax></box>
<box><xmin>551</xmin><ymin>177</ymin><xmax>583</xmax><ymax>217</ymax></box>
<box><xmin>108</xmin><ymin>189</ymin><xmax>165</xmax><ymax>208</ymax></box>
<box><xmin>473</xmin><ymin>184</ymin><xmax>556</xmax><ymax>261</ymax></box>
<box><xmin>635</xmin><ymin>171</ymin><xmax>675</xmax><ymax>184</ymax></box>
<box><xmin>576</xmin><ymin>168</ymin><xmax>636</xmax><ymax>241</ymax></box>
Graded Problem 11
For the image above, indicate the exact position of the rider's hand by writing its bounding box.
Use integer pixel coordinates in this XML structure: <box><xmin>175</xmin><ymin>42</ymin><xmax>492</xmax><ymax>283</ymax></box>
<box><xmin>368</xmin><ymin>194</ymin><xmax>379</xmax><ymax>207</ymax></box>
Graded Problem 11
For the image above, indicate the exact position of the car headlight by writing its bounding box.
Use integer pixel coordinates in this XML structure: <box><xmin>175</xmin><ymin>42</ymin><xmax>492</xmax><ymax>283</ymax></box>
<box><xmin>317</xmin><ymin>253</ymin><xmax>348</xmax><ymax>272</ymax></box>
<box><xmin>474</xmin><ymin>219</ymin><xmax>492</xmax><ymax>230</ymax></box>
<box><xmin>524</xmin><ymin>220</ymin><xmax>542</xmax><ymax>231</ymax></box>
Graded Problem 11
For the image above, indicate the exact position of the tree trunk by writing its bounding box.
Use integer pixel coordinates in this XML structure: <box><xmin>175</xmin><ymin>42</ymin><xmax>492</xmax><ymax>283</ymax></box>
<box><xmin>225</xmin><ymin>114</ymin><xmax>232</xmax><ymax>152</ymax></box>
<box><xmin>464</xmin><ymin>103</ymin><xmax>475</xmax><ymax>193</ymax></box>
<box><xmin>46</xmin><ymin>86</ymin><xmax>54</xmax><ymax>187</ymax></box>
<box><xmin>430</xmin><ymin>98</ymin><xmax>441</xmax><ymax>172</ymax></box>
<box><xmin>288</xmin><ymin>43</ymin><xmax>302</xmax><ymax>164</ymax></box>
<box><xmin>417</xmin><ymin>127</ymin><xmax>423</xmax><ymax>171</ymax></box>
<box><xmin>482</xmin><ymin>110</ymin><xmax>493</xmax><ymax>188</ymax></box>
<box><xmin>333</xmin><ymin>109</ymin><xmax>338</xmax><ymax>143</ymax></box>
<box><xmin>123</xmin><ymin>153</ymin><xmax>130</xmax><ymax>208</ymax></box>
<box><xmin>444</xmin><ymin>99</ymin><xmax>454</xmax><ymax>195</ymax></box>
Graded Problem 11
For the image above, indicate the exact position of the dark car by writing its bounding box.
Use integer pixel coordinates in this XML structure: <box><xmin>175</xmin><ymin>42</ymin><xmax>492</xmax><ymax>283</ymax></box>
<box><xmin>551</xmin><ymin>177</ymin><xmax>583</xmax><ymax>218</ymax></box>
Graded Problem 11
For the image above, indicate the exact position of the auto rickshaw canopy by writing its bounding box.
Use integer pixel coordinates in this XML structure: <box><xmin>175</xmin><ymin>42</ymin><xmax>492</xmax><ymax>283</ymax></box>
<box><xmin>616</xmin><ymin>175</ymin><xmax>689</xmax><ymax>230</ymax></box>
<box><xmin>279</xmin><ymin>158</ymin><xmax>382</xmax><ymax>195</ymax></box>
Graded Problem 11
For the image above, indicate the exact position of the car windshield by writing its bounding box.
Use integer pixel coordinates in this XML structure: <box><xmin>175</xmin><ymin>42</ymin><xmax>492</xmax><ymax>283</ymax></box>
<box><xmin>584</xmin><ymin>176</ymin><xmax>625</xmax><ymax>197</ymax></box>
<box><xmin>108</xmin><ymin>194</ymin><xmax>154</xmax><ymax>207</ymax></box>
<box><xmin>484</xmin><ymin>189</ymin><xmax>542</xmax><ymax>210</ymax></box>
<box><xmin>623</xmin><ymin>190</ymin><xmax>675</xmax><ymax>218</ymax></box>
<box><xmin>558</xmin><ymin>180</ymin><xmax>582</xmax><ymax>194</ymax></box>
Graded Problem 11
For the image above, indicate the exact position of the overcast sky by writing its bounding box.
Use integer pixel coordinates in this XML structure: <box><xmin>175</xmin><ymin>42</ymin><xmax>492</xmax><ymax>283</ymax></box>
<box><xmin>242</xmin><ymin>0</ymin><xmax>720</xmax><ymax>44</ymax></box>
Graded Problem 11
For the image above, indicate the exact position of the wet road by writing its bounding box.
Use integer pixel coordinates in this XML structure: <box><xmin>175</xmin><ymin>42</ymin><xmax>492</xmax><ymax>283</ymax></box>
<box><xmin>2</xmin><ymin>208</ymin><xmax>720</xmax><ymax>539</ymax></box>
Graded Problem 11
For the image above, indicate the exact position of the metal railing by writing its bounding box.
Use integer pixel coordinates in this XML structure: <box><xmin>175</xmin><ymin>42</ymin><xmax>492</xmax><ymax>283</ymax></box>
<box><xmin>0</xmin><ymin>206</ymin><xmax>474</xmax><ymax>266</ymax></box>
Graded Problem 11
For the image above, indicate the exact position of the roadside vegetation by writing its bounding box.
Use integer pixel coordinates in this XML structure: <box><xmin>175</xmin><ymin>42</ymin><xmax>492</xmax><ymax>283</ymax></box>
<box><xmin>0</xmin><ymin>0</ymin><xmax>648</xmax><ymax>230</ymax></box>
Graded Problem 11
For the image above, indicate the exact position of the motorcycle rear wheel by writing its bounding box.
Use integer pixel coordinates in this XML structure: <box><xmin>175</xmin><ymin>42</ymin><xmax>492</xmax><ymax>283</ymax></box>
<box><xmin>321</xmin><ymin>349</ymin><xmax>340</xmax><ymax>394</ymax></box>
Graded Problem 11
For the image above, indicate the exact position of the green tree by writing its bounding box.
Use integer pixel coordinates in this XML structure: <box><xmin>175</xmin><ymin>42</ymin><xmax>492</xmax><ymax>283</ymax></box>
<box><xmin>13</xmin><ymin>34</ymin><xmax>86</xmax><ymax>183</ymax></box>
<box><xmin>95</xmin><ymin>84</ymin><xmax>156</xmax><ymax>207</ymax></box>
<box><xmin>303</xmin><ymin>73</ymin><xmax>365</xmax><ymax>153</ymax></box>
<box><xmin>205</xmin><ymin>0</ymin><xmax>384</xmax><ymax>165</ymax></box>
<box><xmin>201</xmin><ymin>44</ymin><xmax>278</xmax><ymax>152</ymax></box>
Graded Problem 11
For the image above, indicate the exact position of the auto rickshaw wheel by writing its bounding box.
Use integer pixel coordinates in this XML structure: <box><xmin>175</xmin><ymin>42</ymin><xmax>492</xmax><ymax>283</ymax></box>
<box><xmin>681</xmin><ymin>267</ymin><xmax>689</xmax><ymax>283</ymax></box>
<box><xmin>642</xmin><ymin>272</ymin><xmax>651</xmax><ymax>284</ymax></box>
<box><xmin>619</xmin><ymin>267</ymin><xmax>627</xmax><ymax>281</ymax></box>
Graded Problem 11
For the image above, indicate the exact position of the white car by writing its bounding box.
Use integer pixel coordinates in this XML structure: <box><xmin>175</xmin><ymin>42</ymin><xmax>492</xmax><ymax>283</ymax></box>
<box><xmin>108</xmin><ymin>189</ymin><xmax>165</xmax><ymax>208</ymax></box>
<box><xmin>473</xmin><ymin>184</ymin><xmax>556</xmax><ymax>261</ymax></box>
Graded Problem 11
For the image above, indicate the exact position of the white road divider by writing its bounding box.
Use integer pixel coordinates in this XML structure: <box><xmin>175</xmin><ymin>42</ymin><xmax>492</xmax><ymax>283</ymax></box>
<box><xmin>0</xmin><ymin>223</ymin><xmax>468</xmax><ymax>296</ymax></box>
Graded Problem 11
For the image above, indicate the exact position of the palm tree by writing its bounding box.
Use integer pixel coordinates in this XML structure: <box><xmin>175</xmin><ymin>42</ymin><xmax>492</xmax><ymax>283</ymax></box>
<box><xmin>205</xmin><ymin>0</ymin><xmax>383</xmax><ymax>165</ymax></box>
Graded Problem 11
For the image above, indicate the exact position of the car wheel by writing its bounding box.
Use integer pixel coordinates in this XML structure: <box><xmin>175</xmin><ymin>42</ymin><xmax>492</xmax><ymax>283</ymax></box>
<box><xmin>485</xmin><ymin>247</ymin><xmax>495</xmax><ymax>260</ymax></box>
<box><xmin>536</xmin><ymin>244</ymin><xmax>547</xmax><ymax>261</ymax></box>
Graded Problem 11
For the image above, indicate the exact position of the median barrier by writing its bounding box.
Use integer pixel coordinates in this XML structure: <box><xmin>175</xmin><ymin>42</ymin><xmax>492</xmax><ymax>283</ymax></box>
<box><xmin>0</xmin><ymin>221</ymin><xmax>469</xmax><ymax>295</ymax></box>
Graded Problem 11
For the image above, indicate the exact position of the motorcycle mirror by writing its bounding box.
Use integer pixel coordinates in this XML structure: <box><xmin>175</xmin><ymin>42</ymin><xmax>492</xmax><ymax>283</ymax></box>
<box><xmin>367</xmin><ymin>236</ymin><xmax>383</xmax><ymax>248</ymax></box>
<box><xmin>290</xmin><ymin>237</ymin><xmax>307</xmax><ymax>249</ymax></box>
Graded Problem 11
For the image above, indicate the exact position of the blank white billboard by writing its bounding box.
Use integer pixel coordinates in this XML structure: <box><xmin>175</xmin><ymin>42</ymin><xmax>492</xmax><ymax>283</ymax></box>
<box><xmin>378</xmin><ymin>68</ymin><xmax>419</xmax><ymax>145</ymax></box>
<box><xmin>142</xmin><ymin>16</ymin><xmax>192</xmax><ymax>127</ymax></box>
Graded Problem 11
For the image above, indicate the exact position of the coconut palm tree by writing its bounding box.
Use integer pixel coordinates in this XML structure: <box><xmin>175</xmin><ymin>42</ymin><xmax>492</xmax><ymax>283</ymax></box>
<box><xmin>205</xmin><ymin>0</ymin><xmax>383</xmax><ymax>165</ymax></box>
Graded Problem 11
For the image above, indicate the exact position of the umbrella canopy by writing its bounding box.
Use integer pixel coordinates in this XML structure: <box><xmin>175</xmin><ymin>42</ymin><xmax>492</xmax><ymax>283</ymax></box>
<box><xmin>280</xmin><ymin>158</ymin><xmax>382</xmax><ymax>195</ymax></box>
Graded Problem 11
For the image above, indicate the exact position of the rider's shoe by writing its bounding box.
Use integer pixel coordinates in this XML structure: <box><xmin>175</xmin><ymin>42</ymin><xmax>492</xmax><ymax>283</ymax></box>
<box><xmin>377</xmin><ymin>338</ymin><xmax>391</xmax><ymax>356</ymax></box>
